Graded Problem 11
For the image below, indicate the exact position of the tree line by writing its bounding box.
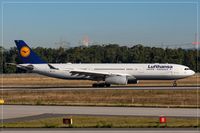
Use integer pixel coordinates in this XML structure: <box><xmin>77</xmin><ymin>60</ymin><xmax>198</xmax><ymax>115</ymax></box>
<box><xmin>0</xmin><ymin>44</ymin><xmax>199</xmax><ymax>73</ymax></box>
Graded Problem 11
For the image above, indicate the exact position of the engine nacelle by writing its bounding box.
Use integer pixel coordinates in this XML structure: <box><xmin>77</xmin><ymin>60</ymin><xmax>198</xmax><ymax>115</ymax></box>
<box><xmin>127</xmin><ymin>76</ymin><xmax>139</xmax><ymax>84</ymax></box>
<box><xmin>105</xmin><ymin>75</ymin><xmax>127</xmax><ymax>85</ymax></box>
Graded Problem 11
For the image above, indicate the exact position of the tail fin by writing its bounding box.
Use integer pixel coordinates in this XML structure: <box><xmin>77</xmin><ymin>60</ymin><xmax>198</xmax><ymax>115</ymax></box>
<box><xmin>15</xmin><ymin>40</ymin><xmax>46</xmax><ymax>64</ymax></box>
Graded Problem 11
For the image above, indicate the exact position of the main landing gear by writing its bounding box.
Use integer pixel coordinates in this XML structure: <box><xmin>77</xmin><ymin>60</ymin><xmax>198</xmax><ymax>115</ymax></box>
<box><xmin>173</xmin><ymin>80</ymin><xmax>177</xmax><ymax>87</ymax></box>
<box><xmin>92</xmin><ymin>82</ymin><xmax>111</xmax><ymax>87</ymax></box>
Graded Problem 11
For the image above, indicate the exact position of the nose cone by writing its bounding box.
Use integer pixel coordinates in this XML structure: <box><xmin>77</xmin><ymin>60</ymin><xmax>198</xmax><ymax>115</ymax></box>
<box><xmin>187</xmin><ymin>70</ymin><xmax>195</xmax><ymax>76</ymax></box>
<box><xmin>190</xmin><ymin>70</ymin><xmax>195</xmax><ymax>76</ymax></box>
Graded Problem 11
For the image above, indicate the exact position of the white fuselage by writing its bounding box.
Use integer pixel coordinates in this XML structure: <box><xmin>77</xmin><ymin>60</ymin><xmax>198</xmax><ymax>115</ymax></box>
<box><xmin>20</xmin><ymin>63</ymin><xmax>195</xmax><ymax>81</ymax></box>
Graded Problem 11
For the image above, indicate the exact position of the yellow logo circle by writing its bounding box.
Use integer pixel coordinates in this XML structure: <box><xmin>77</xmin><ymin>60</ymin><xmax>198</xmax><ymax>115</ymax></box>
<box><xmin>20</xmin><ymin>46</ymin><xmax>30</xmax><ymax>58</ymax></box>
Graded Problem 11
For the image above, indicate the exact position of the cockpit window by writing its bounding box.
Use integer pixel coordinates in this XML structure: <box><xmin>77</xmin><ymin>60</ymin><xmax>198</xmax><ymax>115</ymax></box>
<box><xmin>184</xmin><ymin>68</ymin><xmax>190</xmax><ymax>70</ymax></box>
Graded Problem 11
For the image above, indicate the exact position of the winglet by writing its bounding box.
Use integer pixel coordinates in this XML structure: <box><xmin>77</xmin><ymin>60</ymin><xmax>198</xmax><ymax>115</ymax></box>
<box><xmin>15</xmin><ymin>40</ymin><xmax>46</xmax><ymax>64</ymax></box>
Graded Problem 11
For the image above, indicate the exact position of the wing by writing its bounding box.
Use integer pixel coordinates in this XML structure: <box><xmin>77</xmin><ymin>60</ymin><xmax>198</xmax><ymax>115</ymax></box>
<box><xmin>47</xmin><ymin>64</ymin><xmax>134</xmax><ymax>81</ymax></box>
<box><xmin>70</xmin><ymin>69</ymin><xmax>131</xmax><ymax>80</ymax></box>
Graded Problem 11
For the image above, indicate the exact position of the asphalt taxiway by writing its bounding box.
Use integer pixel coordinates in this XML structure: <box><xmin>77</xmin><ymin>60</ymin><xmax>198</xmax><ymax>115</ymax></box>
<box><xmin>2</xmin><ymin>86</ymin><xmax>199</xmax><ymax>91</ymax></box>
<box><xmin>1</xmin><ymin>105</ymin><xmax>199</xmax><ymax>121</ymax></box>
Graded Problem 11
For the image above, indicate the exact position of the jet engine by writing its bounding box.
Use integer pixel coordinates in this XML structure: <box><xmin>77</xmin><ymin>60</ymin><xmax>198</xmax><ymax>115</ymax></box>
<box><xmin>105</xmin><ymin>75</ymin><xmax>127</xmax><ymax>85</ymax></box>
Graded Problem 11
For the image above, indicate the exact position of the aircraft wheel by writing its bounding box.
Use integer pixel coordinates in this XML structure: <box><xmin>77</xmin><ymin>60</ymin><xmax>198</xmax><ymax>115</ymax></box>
<box><xmin>92</xmin><ymin>83</ymin><xmax>98</xmax><ymax>87</ymax></box>
<box><xmin>92</xmin><ymin>83</ymin><xmax>111</xmax><ymax>87</ymax></box>
<box><xmin>173</xmin><ymin>81</ymin><xmax>177</xmax><ymax>87</ymax></box>
<box><xmin>105</xmin><ymin>83</ymin><xmax>111</xmax><ymax>87</ymax></box>
<box><xmin>98</xmin><ymin>83</ymin><xmax>106</xmax><ymax>87</ymax></box>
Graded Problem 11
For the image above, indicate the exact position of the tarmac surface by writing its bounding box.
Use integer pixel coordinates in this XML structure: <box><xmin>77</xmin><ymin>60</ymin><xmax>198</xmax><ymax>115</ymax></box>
<box><xmin>1</xmin><ymin>105</ymin><xmax>199</xmax><ymax>121</ymax></box>
<box><xmin>2</xmin><ymin>86</ymin><xmax>199</xmax><ymax>90</ymax></box>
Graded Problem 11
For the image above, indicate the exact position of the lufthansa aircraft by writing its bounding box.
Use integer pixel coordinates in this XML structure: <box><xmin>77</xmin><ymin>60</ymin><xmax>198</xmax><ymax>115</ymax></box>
<box><xmin>11</xmin><ymin>40</ymin><xmax>195</xmax><ymax>87</ymax></box>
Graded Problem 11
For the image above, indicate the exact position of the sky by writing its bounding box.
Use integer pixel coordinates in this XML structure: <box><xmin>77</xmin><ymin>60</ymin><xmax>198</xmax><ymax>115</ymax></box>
<box><xmin>0</xmin><ymin>0</ymin><xmax>199</xmax><ymax>48</ymax></box>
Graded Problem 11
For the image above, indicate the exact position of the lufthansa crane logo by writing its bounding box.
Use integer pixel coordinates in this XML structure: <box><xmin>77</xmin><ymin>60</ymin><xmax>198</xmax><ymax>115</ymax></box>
<box><xmin>20</xmin><ymin>46</ymin><xmax>30</xmax><ymax>57</ymax></box>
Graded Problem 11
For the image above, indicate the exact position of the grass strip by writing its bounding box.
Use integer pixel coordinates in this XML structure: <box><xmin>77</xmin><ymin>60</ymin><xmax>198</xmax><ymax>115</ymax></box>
<box><xmin>2</xmin><ymin>116</ymin><xmax>200</xmax><ymax>128</ymax></box>
<box><xmin>2</xmin><ymin>90</ymin><xmax>200</xmax><ymax>108</ymax></box>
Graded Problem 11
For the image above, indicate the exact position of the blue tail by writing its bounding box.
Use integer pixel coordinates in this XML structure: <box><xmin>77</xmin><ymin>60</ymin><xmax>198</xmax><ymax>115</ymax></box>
<box><xmin>15</xmin><ymin>40</ymin><xmax>46</xmax><ymax>64</ymax></box>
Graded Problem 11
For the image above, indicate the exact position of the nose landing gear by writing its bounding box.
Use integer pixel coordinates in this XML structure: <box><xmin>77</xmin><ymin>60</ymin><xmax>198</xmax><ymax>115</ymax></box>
<box><xmin>173</xmin><ymin>80</ymin><xmax>177</xmax><ymax>87</ymax></box>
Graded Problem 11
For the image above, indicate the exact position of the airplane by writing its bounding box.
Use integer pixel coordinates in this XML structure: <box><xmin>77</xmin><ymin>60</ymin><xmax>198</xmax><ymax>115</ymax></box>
<box><xmin>10</xmin><ymin>40</ymin><xmax>195</xmax><ymax>87</ymax></box>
